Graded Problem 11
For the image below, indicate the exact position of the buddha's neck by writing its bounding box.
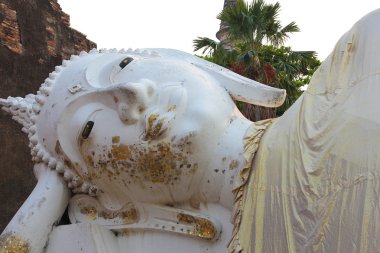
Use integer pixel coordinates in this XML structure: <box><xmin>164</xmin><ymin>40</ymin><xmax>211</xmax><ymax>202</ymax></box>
<box><xmin>198</xmin><ymin>115</ymin><xmax>253</xmax><ymax>210</ymax></box>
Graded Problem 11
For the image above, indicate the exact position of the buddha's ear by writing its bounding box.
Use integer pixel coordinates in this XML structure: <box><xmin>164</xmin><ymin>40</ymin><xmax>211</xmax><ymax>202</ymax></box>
<box><xmin>147</xmin><ymin>48</ymin><xmax>286</xmax><ymax>108</ymax></box>
<box><xmin>193</xmin><ymin>62</ymin><xmax>286</xmax><ymax>107</ymax></box>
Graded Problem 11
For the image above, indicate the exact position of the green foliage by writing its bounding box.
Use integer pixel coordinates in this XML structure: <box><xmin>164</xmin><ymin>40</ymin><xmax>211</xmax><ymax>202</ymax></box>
<box><xmin>193</xmin><ymin>0</ymin><xmax>321</xmax><ymax>119</ymax></box>
<box><xmin>193</xmin><ymin>37</ymin><xmax>238</xmax><ymax>67</ymax></box>
<box><xmin>217</xmin><ymin>0</ymin><xmax>299</xmax><ymax>49</ymax></box>
<box><xmin>259</xmin><ymin>45</ymin><xmax>320</xmax><ymax>114</ymax></box>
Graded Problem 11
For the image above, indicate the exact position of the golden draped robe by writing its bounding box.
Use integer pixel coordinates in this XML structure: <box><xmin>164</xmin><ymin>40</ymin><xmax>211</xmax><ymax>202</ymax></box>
<box><xmin>230</xmin><ymin>8</ymin><xmax>380</xmax><ymax>253</ymax></box>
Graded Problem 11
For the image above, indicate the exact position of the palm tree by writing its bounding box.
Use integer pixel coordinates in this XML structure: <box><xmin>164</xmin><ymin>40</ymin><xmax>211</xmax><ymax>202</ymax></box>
<box><xmin>216</xmin><ymin>0</ymin><xmax>238</xmax><ymax>50</ymax></box>
<box><xmin>220</xmin><ymin>0</ymin><xmax>301</xmax><ymax>120</ymax></box>
<box><xmin>218</xmin><ymin>0</ymin><xmax>299</xmax><ymax>77</ymax></box>
<box><xmin>219</xmin><ymin>0</ymin><xmax>299</xmax><ymax>47</ymax></box>
<box><xmin>193</xmin><ymin>0</ymin><xmax>320</xmax><ymax>120</ymax></box>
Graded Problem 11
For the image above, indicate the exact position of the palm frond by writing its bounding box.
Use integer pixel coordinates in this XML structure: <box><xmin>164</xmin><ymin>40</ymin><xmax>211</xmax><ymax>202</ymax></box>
<box><xmin>193</xmin><ymin>37</ymin><xmax>219</xmax><ymax>55</ymax></box>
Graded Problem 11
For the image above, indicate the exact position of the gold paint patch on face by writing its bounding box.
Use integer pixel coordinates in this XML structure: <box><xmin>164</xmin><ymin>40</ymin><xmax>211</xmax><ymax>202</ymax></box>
<box><xmin>167</xmin><ymin>105</ymin><xmax>176</xmax><ymax>112</ymax></box>
<box><xmin>111</xmin><ymin>145</ymin><xmax>130</xmax><ymax>160</ymax></box>
<box><xmin>137</xmin><ymin>143</ymin><xmax>182</xmax><ymax>183</ymax></box>
<box><xmin>177</xmin><ymin>213</ymin><xmax>217</xmax><ymax>240</ymax></box>
<box><xmin>112</xmin><ymin>136</ymin><xmax>120</xmax><ymax>144</ymax></box>
<box><xmin>145</xmin><ymin>113</ymin><xmax>165</xmax><ymax>140</ymax></box>
<box><xmin>80</xmin><ymin>206</ymin><xmax>97</xmax><ymax>220</ymax></box>
<box><xmin>92</xmin><ymin>141</ymin><xmax>190</xmax><ymax>185</ymax></box>
<box><xmin>0</xmin><ymin>233</ymin><xmax>29</xmax><ymax>253</ymax></box>
<box><xmin>229</xmin><ymin>160</ymin><xmax>239</xmax><ymax>170</ymax></box>
<box><xmin>86</xmin><ymin>155</ymin><xmax>95</xmax><ymax>168</ymax></box>
<box><xmin>81</xmin><ymin>132</ymin><xmax>194</xmax><ymax>188</ymax></box>
<box><xmin>120</xmin><ymin>208</ymin><xmax>138</xmax><ymax>224</ymax></box>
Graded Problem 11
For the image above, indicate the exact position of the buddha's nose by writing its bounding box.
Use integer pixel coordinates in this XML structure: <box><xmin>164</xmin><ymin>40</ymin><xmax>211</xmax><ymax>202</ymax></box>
<box><xmin>110</xmin><ymin>79</ymin><xmax>157</xmax><ymax>124</ymax></box>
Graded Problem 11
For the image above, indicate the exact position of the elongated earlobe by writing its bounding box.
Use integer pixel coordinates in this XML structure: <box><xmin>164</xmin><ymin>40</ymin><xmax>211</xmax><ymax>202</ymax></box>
<box><xmin>193</xmin><ymin>62</ymin><xmax>286</xmax><ymax>107</ymax></box>
<box><xmin>145</xmin><ymin>48</ymin><xmax>286</xmax><ymax>108</ymax></box>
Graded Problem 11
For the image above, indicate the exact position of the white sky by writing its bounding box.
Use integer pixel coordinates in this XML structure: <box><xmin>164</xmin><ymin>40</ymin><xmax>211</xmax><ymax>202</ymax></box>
<box><xmin>57</xmin><ymin>0</ymin><xmax>379</xmax><ymax>61</ymax></box>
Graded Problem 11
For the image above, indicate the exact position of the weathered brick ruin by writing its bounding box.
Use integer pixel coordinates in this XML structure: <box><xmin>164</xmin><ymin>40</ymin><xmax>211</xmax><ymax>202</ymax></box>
<box><xmin>0</xmin><ymin>0</ymin><xmax>96</xmax><ymax>232</ymax></box>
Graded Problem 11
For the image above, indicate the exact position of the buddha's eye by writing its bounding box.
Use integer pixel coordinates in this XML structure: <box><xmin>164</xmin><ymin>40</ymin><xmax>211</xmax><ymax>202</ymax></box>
<box><xmin>82</xmin><ymin>121</ymin><xmax>94</xmax><ymax>139</ymax></box>
<box><xmin>119</xmin><ymin>57</ymin><xmax>134</xmax><ymax>69</ymax></box>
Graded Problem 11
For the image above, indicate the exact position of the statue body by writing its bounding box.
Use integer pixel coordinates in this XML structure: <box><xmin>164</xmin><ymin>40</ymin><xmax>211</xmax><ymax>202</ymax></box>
<box><xmin>1</xmin><ymin>8</ymin><xmax>380</xmax><ymax>253</ymax></box>
<box><xmin>244</xmin><ymin>9</ymin><xmax>380</xmax><ymax>252</ymax></box>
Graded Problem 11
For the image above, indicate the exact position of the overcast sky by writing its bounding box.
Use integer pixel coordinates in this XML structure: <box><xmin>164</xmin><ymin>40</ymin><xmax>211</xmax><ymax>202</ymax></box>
<box><xmin>57</xmin><ymin>0</ymin><xmax>379</xmax><ymax>60</ymax></box>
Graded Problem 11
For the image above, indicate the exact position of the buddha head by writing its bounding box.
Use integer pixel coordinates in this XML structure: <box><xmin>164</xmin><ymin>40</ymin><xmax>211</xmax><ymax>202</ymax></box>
<box><xmin>0</xmin><ymin>48</ymin><xmax>285</xmax><ymax>210</ymax></box>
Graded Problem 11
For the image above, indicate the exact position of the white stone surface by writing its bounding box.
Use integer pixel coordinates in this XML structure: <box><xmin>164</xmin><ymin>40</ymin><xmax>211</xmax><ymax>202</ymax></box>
<box><xmin>46</xmin><ymin>223</ymin><xmax>120</xmax><ymax>253</ymax></box>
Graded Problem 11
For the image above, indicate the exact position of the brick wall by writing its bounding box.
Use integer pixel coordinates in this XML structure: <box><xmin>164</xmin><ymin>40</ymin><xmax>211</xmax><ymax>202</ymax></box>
<box><xmin>0</xmin><ymin>0</ymin><xmax>96</xmax><ymax>232</ymax></box>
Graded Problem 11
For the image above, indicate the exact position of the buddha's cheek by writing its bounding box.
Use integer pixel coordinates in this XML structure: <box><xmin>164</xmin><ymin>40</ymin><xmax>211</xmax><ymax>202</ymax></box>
<box><xmin>79</xmin><ymin>134</ymin><xmax>202</xmax><ymax>204</ymax></box>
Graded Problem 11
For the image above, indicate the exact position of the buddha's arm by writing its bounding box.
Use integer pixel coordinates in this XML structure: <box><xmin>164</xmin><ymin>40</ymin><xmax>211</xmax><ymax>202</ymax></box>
<box><xmin>0</xmin><ymin>164</ymin><xmax>70</xmax><ymax>253</ymax></box>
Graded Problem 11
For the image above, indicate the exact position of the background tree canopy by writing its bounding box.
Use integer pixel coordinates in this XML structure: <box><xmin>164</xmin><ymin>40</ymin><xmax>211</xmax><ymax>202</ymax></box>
<box><xmin>194</xmin><ymin>0</ymin><xmax>321</xmax><ymax>120</ymax></box>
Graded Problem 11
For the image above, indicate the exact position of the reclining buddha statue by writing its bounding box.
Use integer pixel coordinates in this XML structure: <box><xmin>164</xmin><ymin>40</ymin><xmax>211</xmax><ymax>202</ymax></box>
<box><xmin>0</xmin><ymin>46</ymin><xmax>285</xmax><ymax>253</ymax></box>
<box><xmin>1</xmin><ymin>8</ymin><xmax>380</xmax><ymax>253</ymax></box>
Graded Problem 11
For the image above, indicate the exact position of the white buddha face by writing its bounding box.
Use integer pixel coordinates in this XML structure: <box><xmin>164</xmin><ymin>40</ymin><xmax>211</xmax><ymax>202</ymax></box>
<box><xmin>26</xmin><ymin>49</ymin><xmax>284</xmax><ymax>210</ymax></box>
<box><xmin>56</xmin><ymin>56</ymin><xmax>238</xmax><ymax>209</ymax></box>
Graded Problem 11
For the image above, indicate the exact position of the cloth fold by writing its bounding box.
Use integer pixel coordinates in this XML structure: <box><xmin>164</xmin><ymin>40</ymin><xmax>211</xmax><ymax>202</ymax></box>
<box><xmin>231</xmin><ymin>9</ymin><xmax>380</xmax><ymax>253</ymax></box>
<box><xmin>227</xmin><ymin>119</ymin><xmax>273</xmax><ymax>253</ymax></box>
